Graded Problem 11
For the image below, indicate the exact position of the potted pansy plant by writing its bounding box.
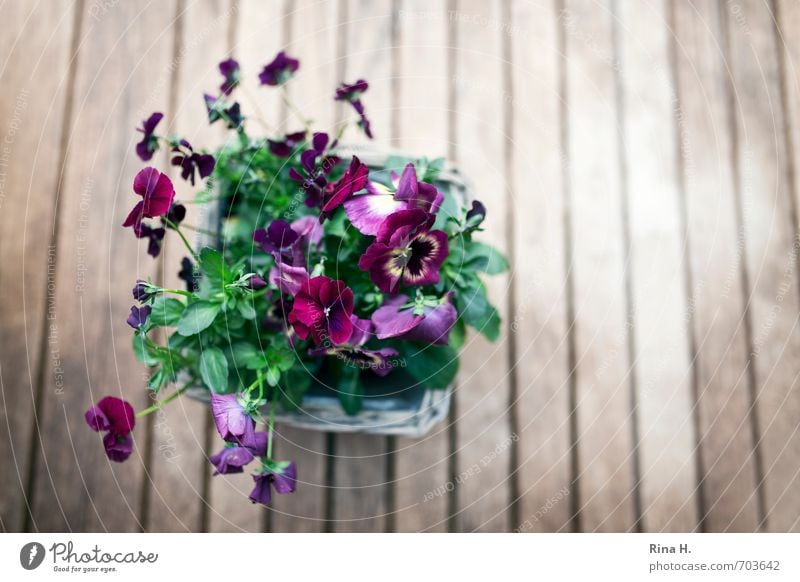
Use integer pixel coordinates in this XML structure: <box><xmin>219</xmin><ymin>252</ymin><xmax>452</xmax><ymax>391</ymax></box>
<box><xmin>85</xmin><ymin>51</ymin><xmax>507</xmax><ymax>507</ymax></box>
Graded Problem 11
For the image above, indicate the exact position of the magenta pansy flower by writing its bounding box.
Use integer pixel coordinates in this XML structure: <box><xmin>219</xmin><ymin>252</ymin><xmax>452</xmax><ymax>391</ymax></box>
<box><xmin>85</xmin><ymin>396</ymin><xmax>136</xmax><ymax>463</ymax></box>
<box><xmin>344</xmin><ymin>163</ymin><xmax>443</xmax><ymax>236</ymax></box>
<box><xmin>371</xmin><ymin>293</ymin><xmax>457</xmax><ymax>345</ymax></box>
<box><xmin>218</xmin><ymin>57</ymin><xmax>240</xmax><ymax>95</ymax></box>
<box><xmin>210</xmin><ymin>393</ymin><xmax>259</xmax><ymax>449</ymax></box>
<box><xmin>249</xmin><ymin>460</ymin><xmax>298</xmax><ymax>505</ymax></box>
<box><xmin>321</xmin><ymin>155</ymin><xmax>369</xmax><ymax>215</ymax></box>
<box><xmin>288</xmin><ymin>132</ymin><xmax>341</xmax><ymax>208</ymax></box>
<box><xmin>122</xmin><ymin>167</ymin><xmax>176</xmax><ymax>234</ymax></box>
<box><xmin>259</xmin><ymin>51</ymin><xmax>299</xmax><ymax>86</ymax></box>
<box><xmin>287</xmin><ymin>276</ymin><xmax>354</xmax><ymax>345</ymax></box>
<box><xmin>135</xmin><ymin>112</ymin><xmax>163</xmax><ymax>162</ymax></box>
<box><xmin>358</xmin><ymin>209</ymin><xmax>449</xmax><ymax>294</ymax></box>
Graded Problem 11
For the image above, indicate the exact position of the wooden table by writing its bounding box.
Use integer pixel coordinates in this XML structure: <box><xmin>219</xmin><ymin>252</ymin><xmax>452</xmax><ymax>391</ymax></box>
<box><xmin>1</xmin><ymin>0</ymin><xmax>799</xmax><ymax>532</ymax></box>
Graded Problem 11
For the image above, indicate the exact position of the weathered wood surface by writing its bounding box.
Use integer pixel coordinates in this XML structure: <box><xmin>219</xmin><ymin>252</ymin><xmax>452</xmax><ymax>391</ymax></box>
<box><xmin>2</xmin><ymin>0</ymin><xmax>800</xmax><ymax>532</ymax></box>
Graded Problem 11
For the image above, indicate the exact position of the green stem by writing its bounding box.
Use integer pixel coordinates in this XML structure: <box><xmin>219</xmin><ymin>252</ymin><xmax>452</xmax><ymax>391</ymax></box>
<box><xmin>164</xmin><ymin>219</ymin><xmax>200</xmax><ymax>263</ymax></box>
<box><xmin>179</xmin><ymin>223</ymin><xmax>218</xmax><ymax>237</ymax></box>
<box><xmin>160</xmin><ymin>288</ymin><xmax>195</xmax><ymax>298</ymax></box>
<box><xmin>281</xmin><ymin>86</ymin><xmax>312</xmax><ymax>131</ymax></box>
<box><xmin>240</xmin><ymin>84</ymin><xmax>278</xmax><ymax>133</ymax></box>
<box><xmin>136</xmin><ymin>383</ymin><xmax>190</xmax><ymax>418</ymax></box>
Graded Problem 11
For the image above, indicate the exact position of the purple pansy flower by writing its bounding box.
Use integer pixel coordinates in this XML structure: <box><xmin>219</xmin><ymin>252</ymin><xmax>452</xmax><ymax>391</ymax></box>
<box><xmin>165</xmin><ymin>202</ymin><xmax>186</xmax><ymax>226</ymax></box>
<box><xmin>122</xmin><ymin>167</ymin><xmax>176</xmax><ymax>234</ymax></box>
<box><xmin>288</xmin><ymin>132</ymin><xmax>341</xmax><ymax>208</ymax></box>
<box><xmin>135</xmin><ymin>112</ymin><xmax>163</xmax><ymax>161</ymax></box>
<box><xmin>171</xmin><ymin>139</ymin><xmax>215</xmax><ymax>185</ymax></box>
<box><xmin>127</xmin><ymin>305</ymin><xmax>151</xmax><ymax>330</ymax></box>
<box><xmin>209</xmin><ymin>432</ymin><xmax>267</xmax><ymax>475</ymax></box>
<box><xmin>249</xmin><ymin>460</ymin><xmax>298</xmax><ymax>505</ymax></box>
<box><xmin>358</xmin><ymin>209</ymin><xmax>449</xmax><ymax>294</ymax></box>
<box><xmin>218</xmin><ymin>58</ymin><xmax>240</xmax><ymax>95</ymax></box>
<box><xmin>269</xmin><ymin>261</ymin><xmax>310</xmax><ymax>296</ymax></box>
<box><xmin>132</xmin><ymin>280</ymin><xmax>158</xmax><ymax>303</ymax></box>
<box><xmin>247</xmin><ymin>274</ymin><xmax>268</xmax><ymax>290</ymax></box>
<box><xmin>259</xmin><ymin>51</ymin><xmax>299</xmax><ymax>86</ymax></box>
<box><xmin>309</xmin><ymin>316</ymin><xmax>400</xmax><ymax>376</ymax></box>
<box><xmin>287</xmin><ymin>276</ymin><xmax>354</xmax><ymax>345</ymax></box>
<box><xmin>344</xmin><ymin>163</ymin><xmax>444</xmax><ymax>235</ymax></box>
<box><xmin>210</xmin><ymin>393</ymin><xmax>259</xmax><ymax>449</ymax></box>
<box><xmin>137</xmin><ymin>223</ymin><xmax>166</xmax><ymax>258</ymax></box>
<box><xmin>320</xmin><ymin>155</ymin><xmax>369</xmax><ymax>216</ymax></box>
<box><xmin>204</xmin><ymin>94</ymin><xmax>243</xmax><ymax>129</ymax></box>
<box><xmin>85</xmin><ymin>396</ymin><xmax>136</xmax><ymax>463</ymax></box>
<box><xmin>371</xmin><ymin>293</ymin><xmax>457</xmax><ymax>345</ymax></box>
<box><xmin>335</xmin><ymin>80</ymin><xmax>373</xmax><ymax>139</ymax></box>
<box><xmin>254</xmin><ymin>219</ymin><xmax>301</xmax><ymax>262</ymax></box>
<box><xmin>267</xmin><ymin>130</ymin><xmax>307</xmax><ymax>157</ymax></box>
<box><xmin>178</xmin><ymin>257</ymin><xmax>197</xmax><ymax>292</ymax></box>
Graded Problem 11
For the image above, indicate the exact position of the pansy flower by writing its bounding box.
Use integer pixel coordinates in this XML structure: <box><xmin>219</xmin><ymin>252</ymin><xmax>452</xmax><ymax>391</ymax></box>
<box><xmin>259</xmin><ymin>51</ymin><xmax>299</xmax><ymax>86</ymax></box>
<box><xmin>267</xmin><ymin>130</ymin><xmax>307</xmax><ymax>157</ymax></box>
<box><xmin>254</xmin><ymin>217</ymin><xmax>321</xmax><ymax>293</ymax></box>
<box><xmin>132</xmin><ymin>280</ymin><xmax>158</xmax><ymax>303</ymax></box>
<box><xmin>204</xmin><ymin>94</ymin><xmax>243</xmax><ymax>129</ymax></box>
<box><xmin>122</xmin><ymin>167</ymin><xmax>176</xmax><ymax>234</ymax></box>
<box><xmin>171</xmin><ymin>139</ymin><xmax>216</xmax><ymax>185</ymax></box>
<box><xmin>287</xmin><ymin>276</ymin><xmax>354</xmax><ymax>345</ymax></box>
<box><xmin>247</xmin><ymin>274</ymin><xmax>268</xmax><ymax>290</ymax></box>
<box><xmin>335</xmin><ymin>79</ymin><xmax>373</xmax><ymax>139</ymax></box>
<box><xmin>249</xmin><ymin>460</ymin><xmax>298</xmax><ymax>505</ymax></box>
<box><xmin>371</xmin><ymin>293</ymin><xmax>457</xmax><ymax>345</ymax></box>
<box><xmin>85</xmin><ymin>396</ymin><xmax>136</xmax><ymax>463</ymax></box>
<box><xmin>288</xmin><ymin>132</ymin><xmax>341</xmax><ymax>208</ymax></box>
<box><xmin>137</xmin><ymin>223</ymin><xmax>166</xmax><ymax>258</ymax></box>
<box><xmin>309</xmin><ymin>316</ymin><xmax>400</xmax><ymax>376</ymax></box>
<box><xmin>464</xmin><ymin>199</ymin><xmax>487</xmax><ymax>233</ymax></box>
<box><xmin>358</xmin><ymin>209</ymin><xmax>449</xmax><ymax>293</ymax></box>
<box><xmin>344</xmin><ymin>163</ymin><xmax>444</xmax><ymax>235</ymax></box>
<box><xmin>320</xmin><ymin>155</ymin><xmax>369</xmax><ymax>217</ymax></box>
<box><xmin>209</xmin><ymin>432</ymin><xmax>267</xmax><ymax>475</ymax></box>
<box><xmin>218</xmin><ymin>57</ymin><xmax>240</xmax><ymax>95</ymax></box>
<box><xmin>127</xmin><ymin>305</ymin><xmax>151</xmax><ymax>330</ymax></box>
<box><xmin>135</xmin><ymin>112</ymin><xmax>163</xmax><ymax>161</ymax></box>
<box><xmin>178</xmin><ymin>257</ymin><xmax>198</xmax><ymax>292</ymax></box>
<box><xmin>164</xmin><ymin>202</ymin><xmax>186</xmax><ymax>226</ymax></box>
<box><xmin>210</xmin><ymin>393</ymin><xmax>260</xmax><ymax>449</ymax></box>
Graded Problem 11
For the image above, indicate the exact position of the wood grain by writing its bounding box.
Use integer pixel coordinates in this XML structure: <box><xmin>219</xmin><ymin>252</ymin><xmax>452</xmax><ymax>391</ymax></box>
<box><xmin>614</xmin><ymin>0</ymin><xmax>698</xmax><ymax>531</ymax></box>
<box><xmin>563</xmin><ymin>0</ymin><xmax>638</xmax><ymax>532</ymax></box>
<box><xmin>28</xmin><ymin>1</ymin><xmax>179</xmax><ymax>531</ymax></box>
<box><xmin>670</xmin><ymin>0</ymin><xmax>760</xmax><ymax>532</ymax></box>
<box><xmin>0</xmin><ymin>0</ymin><xmax>78</xmax><ymax>532</ymax></box>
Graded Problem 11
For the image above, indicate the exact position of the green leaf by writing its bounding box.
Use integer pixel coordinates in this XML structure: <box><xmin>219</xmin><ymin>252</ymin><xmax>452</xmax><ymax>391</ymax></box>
<box><xmin>449</xmin><ymin>318</ymin><xmax>467</xmax><ymax>350</ymax></box>
<box><xmin>406</xmin><ymin>344</ymin><xmax>459</xmax><ymax>389</ymax></box>
<box><xmin>199</xmin><ymin>346</ymin><xmax>228</xmax><ymax>392</ymax></box>
<box><xmin>148</xmin><ymin>296</ymin><xmax>186</xmax><ymax>327</ymax></box>
<box><xmin>147</xmin><ymin>359</ymin><xmax>177</xmax><ymax>392</ymax></box>
<box><xmin>132</xmin><ymin>335</ymin><xmax>159</xmax><ymax>366</ymax></box>
<box><xmin>337</xmin><ymin>366</ymin><xmax>363</xmax><ymax>416</ymax></box>
<box><xmin>177</xmin><ymin>301</ymin><xmax>221</xmax><ymax>336</ymax></box>
<box><xmin>265</xmin><ymin>366</ymin><xmax>281</xmax><ymax>387</ymax></box>
<box><xmin>199</xmin><ymin>247</ymin><xmax>226</xmax><ymax>282</ymax></box>
<box><xmin>237</xmin><ymin>299</ymin><xmax>257</xmax><ymax>320</ymax></box>
<box><xmin>456</xmin><ymin>276</ymin><xmax>502</xmax><ymax>342</ymax></box>
<box><xmin>464</xmin><ymin>241</ymin><xmax>509</xmax><ymax>275</ymax></box>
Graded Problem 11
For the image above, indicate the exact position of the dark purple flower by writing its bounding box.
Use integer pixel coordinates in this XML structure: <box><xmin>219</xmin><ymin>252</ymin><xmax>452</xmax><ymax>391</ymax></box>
<box><xmin>254</xmin><ymin>219</ymin><xmax>300</xmax><ymax>260</ymax></box>
<box><xmin>132</xmin><ymin>280</ymin><xmax>158</xmax><ymax>303</ymax></box>
<box><xmin>269</xmin><ymin>261</ymin><xmax>310</xmax><ymax>296</ymax></box>
<box><xmin>204</xmin><ymin>93</ymin><xmax>243</xmax><ymax>129</ymax></box>
<box><xmin>171</xmin><ymin>139</ymin><xmax>216</xmax><ymax>186</ymax></box>
<box><xmin>288</xmin><ymin>132</ymin><xmax>341</xmax><ymax>208</ymax></box>
<box><xmin>249</xmin><ymin>460</ymin><xmax>298</xmax><ymax>505</ymax></box>
<box><xmin>259</xmin><ymin>51</ymin><xmax>299</xmax><ymax>86</ymax></box>
<box><xmin>344</xmin><ymin>163</ymin><xmax>444</xmax><ymax>235</ymax></box>
<box><xmin>126</xmin><ymin>305</ymin><xmax>151</xmax><ymax>330</ymax></box>
<box><xmin>209</xmin><ymin>431</ymin><xmax>267</xmax><ymax>475</ymax></box>
<box><xmin>335</xmin><ymin>80</ymin><xmax>373</xmax><ymax>139</ymax></box>
<box><xmin>247</xmin><ymin>274</ymin><xmax>268</xmax><ymax>290</ymax></box>
<box><xmin>372</xmin><ymin>293</ymin><xmax>457</xmax><ymax>345</ymax></box>
<box><xmin>103</xmin><ymin>432</ymin><xmax>134</xmax><ymax>463</ymax></box>
<box><xmin>135</xmin><ymin>112</ymin><xmax>163</xmax><ymax>161</ymax></box>
<box><xmin>465</xmin><ymin>199</ymin><xmax>486</xmax><ymax>232</ymax></box>
<box><xmin>267</xmin><ymin>131</ymin><xmax>307</xmax><ymax>157</ymax></box>
<box><xmin>309</xmin><ymin>316</ymin><xmax>400</xmax><ymax>376</ymax></box>
<box><xmin>85</xmin><ymin>396</ymin><xmax>136</xmax><ymax>436</ymax></box>
<box><xmin>358</xmin><ymin>209</ymin><xmax>449</xmax><ymax>293</ymax></box>
<box><xmin>287</xmin><ymin>276</ymin><xmax>354</xmax><ymax>345</ymax></box>
<box><xmin>178</xmin><ymin>257</ymin><xmax>197</xmax><ymax>292</ymax></box>
<box><xmin>218</xmin><ymin>58</ymin><xmax>240</xmax><ymax>95</ymax></box>
<box><xmin>164</xmin><ymin>203</ymin><xmax>186</xmax><ymax>226</ymax></box>
<box><xmin>122</xmin><ymin>167</ymin><xmax>176</xmax><ymax>234</ymax></box>
<box><xmin>137</xmin><ymin>223</ymin><xmax>166</xmax><ymax>258</ymax></box>
<box><xmin>321</xmin><ymin>155</ymin><xmax>369</xmax><ymax>216</ymax></box>
<box><xmin>210</xmin><ymin>393</ymin><xmax>259</xmax><ymax>449</ymax></box>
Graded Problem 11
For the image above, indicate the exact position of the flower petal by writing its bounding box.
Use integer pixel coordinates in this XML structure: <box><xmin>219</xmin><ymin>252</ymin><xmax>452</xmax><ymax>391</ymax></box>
<box><xmin>344</xmin><ymin>192</ymin><xmax>406</xmax><ymax>236</ymax></box>
<box><xmin>371</xmin><ymin>295</ymin><xmax>424</xmax><ymax>339</ymax></box>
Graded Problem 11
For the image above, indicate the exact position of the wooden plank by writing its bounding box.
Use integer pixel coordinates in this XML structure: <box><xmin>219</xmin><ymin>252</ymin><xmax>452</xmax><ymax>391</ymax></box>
<box><xmin>266</xmin><ymin>0</ymin><xmax>340</xmax><ymax>533</ymax></box>
<box><xmin>328</xmin><ymin>0</ymin><xmax>396</xmax><ymax>533</ymax></box>
<box><xmin>724</xmin><ymin>0</ymin><xmax>800</xmax><ymax>532</ymax></box>
<box><xmin>0</xmin><ymin>0</ymin><xmax>77</xmax><ymax>532</ymax></box>
<box><xmin>393</xmin><ymin>0</ymin><xmax>451</xmax><ymax>533</ymax></box>
<box><xmin>145</xmin><ymin>0</ymin><xmax>237</xmax><ymax>533</ymax></box>
<box><xmin>510</xmin><ymin>0</ymin><xmax>572</xmax><ymax>533</ymax></box>
<box><xmin>562</xmin><ymin>0</ymin><xmax>637</xmax><ymax>532</ymax></box>
<box><xmin>451</xmin><ymin>0</ymin><xmax>512</xmax><ymax>532</ymax></box>
<box><xmin>670</xmin><ymin>0</ymin><xmax>760</xmax><ymax>532</ymax></box>
<box><xmin>614</xmin><ymin>0</ymin><xmax>698</xmax><ymax>531</ymax></box>
<box><xmin>28</xmin><ymin>1</ymin><xmax>178</xmax><ymax>531</ymax></box>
